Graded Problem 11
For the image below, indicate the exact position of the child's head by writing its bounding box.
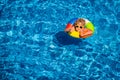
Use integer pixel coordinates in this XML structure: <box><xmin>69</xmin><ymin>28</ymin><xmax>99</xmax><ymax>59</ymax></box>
<box><xmin>73</xmin><ymin>18</ymin><xmax>85</xmax><ymax>30</ymax></box>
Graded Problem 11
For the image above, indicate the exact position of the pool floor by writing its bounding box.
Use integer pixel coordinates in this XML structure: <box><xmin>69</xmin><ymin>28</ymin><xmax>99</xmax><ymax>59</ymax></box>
<box><xmin>0</xmin><ymin>0</ymin><xmax>120</xmax><ymax>80</ymax></box>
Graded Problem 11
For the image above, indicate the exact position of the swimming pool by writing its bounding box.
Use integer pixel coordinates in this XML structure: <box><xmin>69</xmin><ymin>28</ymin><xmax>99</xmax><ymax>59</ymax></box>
<box><xmin>0</xmin><ymin>0</ymin><xmax>120</xmax><ymax>80</ymax></box>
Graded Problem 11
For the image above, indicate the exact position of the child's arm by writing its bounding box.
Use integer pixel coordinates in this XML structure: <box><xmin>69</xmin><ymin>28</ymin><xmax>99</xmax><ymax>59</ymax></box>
<box><xmin>64</xmin><ymin>23</ymin><xmax>73</xmax><ymax>32</ymax></box>
<box><xmin>64</xmin><ymin>27</ymin><xmax>71</xmax><ymax>32</ymax></box>
<box><xmin>79</xmin><ymin>28</ymin><xmax>93</xmax><ymax>38</ymax></box>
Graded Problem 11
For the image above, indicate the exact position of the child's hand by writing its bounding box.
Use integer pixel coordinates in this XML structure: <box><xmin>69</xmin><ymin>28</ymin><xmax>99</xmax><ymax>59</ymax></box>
<box><xmin>79</xmin><ymin>28</ymin><xmax>84</xmax><ymax>33</ymax></box>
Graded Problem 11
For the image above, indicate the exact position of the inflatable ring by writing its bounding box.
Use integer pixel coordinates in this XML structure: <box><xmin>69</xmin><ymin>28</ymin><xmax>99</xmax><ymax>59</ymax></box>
<box><xmin>65</xmin><ymin>18</ymin><xmax>95</xmax><ymax>38</ymax></box>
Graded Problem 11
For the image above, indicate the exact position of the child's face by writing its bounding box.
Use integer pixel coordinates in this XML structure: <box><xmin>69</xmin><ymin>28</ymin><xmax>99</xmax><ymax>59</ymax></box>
<box><xmin>74</xmin><ymin>22</ymin><xmax>84</xmax><ymax>31</ymax></box>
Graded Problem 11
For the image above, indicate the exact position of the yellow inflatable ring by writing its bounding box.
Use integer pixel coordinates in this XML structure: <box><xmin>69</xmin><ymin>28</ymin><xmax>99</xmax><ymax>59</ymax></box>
<box><xmin>65</xmin><ymin>18</ymin><xmax>95</xmax><ymax>38</ymax></box>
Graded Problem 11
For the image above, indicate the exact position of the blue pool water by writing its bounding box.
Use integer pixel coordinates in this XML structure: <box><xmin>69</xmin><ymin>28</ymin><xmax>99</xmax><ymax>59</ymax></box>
<box><xmin>0</xmin><ymin>0</ymin><xmax>120</xmax><ymax>80</ymax></box>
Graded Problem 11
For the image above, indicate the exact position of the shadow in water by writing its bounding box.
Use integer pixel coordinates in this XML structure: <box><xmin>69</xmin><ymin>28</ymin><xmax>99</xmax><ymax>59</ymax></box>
<box><xmin>53</xmin><ymin>31</ymin><xmax>83</xmax><ymax>46</ymax></box>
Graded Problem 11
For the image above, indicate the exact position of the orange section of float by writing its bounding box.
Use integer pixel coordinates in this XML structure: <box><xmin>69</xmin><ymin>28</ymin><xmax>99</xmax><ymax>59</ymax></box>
<box><xmin>66</xmin><ymin>23</ymin><xmax>72</xmax><ymax>29</ymax></box>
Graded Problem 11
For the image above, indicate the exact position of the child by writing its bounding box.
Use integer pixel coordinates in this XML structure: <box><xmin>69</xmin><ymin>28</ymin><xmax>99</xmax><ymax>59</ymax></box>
<box><xmin>65</xmin><ymin>18</ymin><xmax>93</xmax><ymax>38</ymax></box>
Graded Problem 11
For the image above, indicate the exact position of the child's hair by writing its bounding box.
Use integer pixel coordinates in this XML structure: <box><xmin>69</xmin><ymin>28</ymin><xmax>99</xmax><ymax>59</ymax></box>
<box><xmin>73</xmin><ymin>18</ymin><xmax>85</xmax><ymax>27</ymax></box>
